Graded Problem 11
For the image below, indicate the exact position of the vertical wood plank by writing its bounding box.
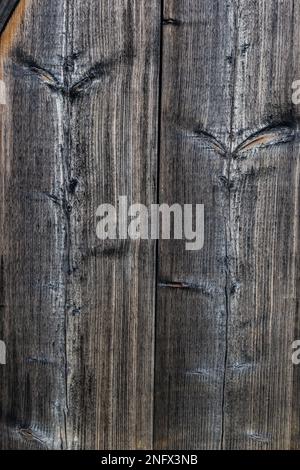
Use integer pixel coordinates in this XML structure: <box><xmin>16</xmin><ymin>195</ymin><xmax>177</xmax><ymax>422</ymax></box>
<box><xmin>155</xmin><ymin>0</ymin><xmax>236</xmax><ymax>449</ymax></box>
<box><xmin>62</xmin><ymin>0</ymin><xmax>160</xmax><ymax>450</ymax></box>
<box><xmin>0</xmin><ymin>0</ymin><xmax>71</xmax><ymax>449</ymax></box>
<box><xmin>0</xmin><ymin>0</ymin><xmax>160</xmax><ymax>449</ymax></box>
<box><xmin>222</xmin><ymin>0</ymin><xmax>300</xmax><ymax>449</ymax></box>
<box><xmin>155</xmin><ymin>0</ymin><xmax>300</xmax><ymax>450</ymax></box>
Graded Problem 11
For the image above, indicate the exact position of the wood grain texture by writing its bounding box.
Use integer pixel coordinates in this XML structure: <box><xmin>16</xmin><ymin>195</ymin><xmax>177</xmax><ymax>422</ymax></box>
<box><xmin>154</xmin><ymin>0</ymin><xmax>300</xmax><ymax>450</ymax></box>
<box><xmin>222</xmin><ymin>0</ymin><xmax>300</xmax><ymax>450</ymax></box>
<box><xmin>0</xmin><ymin>0</ymin><xmax>19</xmax><ymax>34</ymax></box>
<box><xmin>155</xmin><ymin>0</ymin><xmax>236</xmax><ymax>450</ymax></box>
<box><xmin>1</xmin><ymin>0</ymin><xmax>300</xmax><ymax>451</ymax></box>
<box><xmin>0</xmin><ymin>0</ymin><xmax>160</xmax><ymax>449</ymax></box>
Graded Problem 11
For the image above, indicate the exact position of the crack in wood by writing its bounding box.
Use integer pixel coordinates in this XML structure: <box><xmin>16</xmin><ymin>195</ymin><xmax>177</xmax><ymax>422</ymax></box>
<box><xmin>158</xmin><ymin>279</ymin><xmax>217</xmax><ymax>296</ymax></box>
<box><xmin>233</xmin><ymin>121</ymin><xmax>298</xmax><ymax>156</ymax></box>
<box><xmin>185</xmin><ymin>127</ymin><xmax>227</xmax><ymax>156</ymax></box>
<box><xmin>247</xmin><ymin>432</ymin><xmax>272</xmax><ymax>444</ymax></box>
<box><xmin>26</xmin><ymin>356</ymin><xmax>55</xmax><ymax>365</ymax></box>
<box><xmin>13</xmin><ymin>47</ymin><xmax>136</xmax><ymax>98</ymax></box>
<box><xmin>183</xmin><ymin>119</ymin><xmax>299</xmax><ymax>158</ymax></box>
<box><xmin>0</xmin><ymin>0</ymin><xmax>19</xmax><ymax>35</ymax></box>
<box><xmin>162</xmin><ymin>18</ymin><xmax>181</xmax><ymax>27</ymax></box>
<box><xmin>18</xmin><ymin>428</ymin><xmax>49</xmax><ymax>449</ymax></box>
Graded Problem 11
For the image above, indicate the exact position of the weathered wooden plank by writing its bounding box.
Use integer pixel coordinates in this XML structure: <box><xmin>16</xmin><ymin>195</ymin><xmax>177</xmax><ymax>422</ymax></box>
<box><xmin>222</xmin><ymin>0</ymin><xmax>300</xmax><ymax>449</ymax></box>
<box><xmin>62</xmin><ymin>0</ymin><xmax>160</xmax><ymax>450</ymax></box>
<box><xmin>1</xmin><ymin>0</ymin><xmax>299</xmax><ymax>451</ymax></box>
<box><xmin>0</xmin><ymin>0</ymin><xmax>19</xmax><ymax>34</ymax></box>
<box><xmin>0</xmin><ymin>0</ymin><xmax>70</xmax><ymax>449</ymax></box>
<box><xmin>154</xmin><ymin>0</ymin><xmax>237</xmax><ymax>449</ymax></box>
<box><xmin>155</xmin><ymin>0</ymin><xmax>300</xmax><ymax>450</ymax></box>
<box><xmin>0</xmin><ymin>0</ymin><xmax>160</xmax><ymax>449</ymax></box>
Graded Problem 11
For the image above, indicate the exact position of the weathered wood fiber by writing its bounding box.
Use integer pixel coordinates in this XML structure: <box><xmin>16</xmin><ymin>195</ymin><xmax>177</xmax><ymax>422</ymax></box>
<box><xmin>1</xmin><ymin>0</ymin><xmax>300</xmax><ymax>451</ymax></box>
<box><xmin>154</xmin><ymin>0</ymin><xmax>300</xmax><ymax>450</ymax></box>
<box><xmin>222</xmin><ymin>0</ymin><xmax>300</xmax><ymax>450</ymax></box>
<box><xmin>155</xmin><ymin>0</ymin><xmax>236</xmax><ymax>450</ymax></box>
<box><xmin>0</xmin><ymin>0</ymin><xmax>160</xmax><ymax>449</ymax></box>
<box><xmin>0</xmin><ymin>0</ymin><xmax>19</xmax><ymax>34</ymax></box>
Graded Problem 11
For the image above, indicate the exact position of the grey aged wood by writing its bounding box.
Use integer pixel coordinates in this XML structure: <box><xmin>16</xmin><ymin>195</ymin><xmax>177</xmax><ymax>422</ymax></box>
<box><xmin>1</xmin><ymin>0</ymin><xmax>300</xmax><ymax>451</ymax></box>
<box><xmin>222</xmin><ymin>0</ymin><xmax>300</xmax><ymax>450</ymax></box>
<box><xmin>0</xmin><ymin>0</ymin><xmax>19</xmax><ymax>34</ymax></box>
<box><xmin>155</xmin><ymin>0</ymin><xmax>236</xmax><ymax>450</ymax></box>
<box><xmin>0</xmin><ymin>0</ymin><xmax>160</xmax><ymax>449</ymax></box>
<box><xmin>155</xmin><ymin>0</ymin><xmax>300</xmax><ymax>450</ymax></box>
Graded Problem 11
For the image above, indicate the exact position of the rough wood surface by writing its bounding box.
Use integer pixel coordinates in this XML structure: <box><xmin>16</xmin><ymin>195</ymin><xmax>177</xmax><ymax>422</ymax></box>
<box><xmin>0</xmin><ymin>0</ymin><xmax>19</xmax><ymax>34</ymax></box>
<box><xmin>0</xmin><ymin>0</ymin><xmax>160</xmax><ymax>449</ymax></box>
<box><xmin>155</xmin><ymin>0</ymin><xmax>235</xmax><ymax>449</ymax></box>
<box><xmin>155</xmin><ymin>0</ymin><xmax>300</xmax><ymax>450</ymax></box>
<box><xmin>222</xmin><ymin>0</ymin><xmax>300</xmax><ymax>450</ymax></box>
<box><xmin>1</xmin><ymin>0</ymin><xmax>300</xmax><ymax>451</ymax></box>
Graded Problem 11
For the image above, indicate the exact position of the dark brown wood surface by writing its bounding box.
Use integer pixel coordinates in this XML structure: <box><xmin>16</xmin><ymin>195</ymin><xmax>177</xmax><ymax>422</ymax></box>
<box><xmin>0</xmin><ymin>0</ymin><xmax>299</xmax><ymax>450</ymax></box>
